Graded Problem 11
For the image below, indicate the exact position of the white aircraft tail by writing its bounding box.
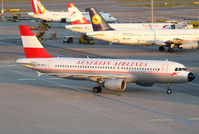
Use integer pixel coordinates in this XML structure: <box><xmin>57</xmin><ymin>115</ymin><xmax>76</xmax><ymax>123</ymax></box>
<box><xmin>31</xmin><ymin>0</ymin><xmax>48</xmax><ymax>14</ymax></box>
<box><xmin>19</xmin><ymin>25</ymin><xmax>53</xmax><ymax>58</ymax></box>
<box><xmin>67</xmin><ymin>3</ymin><xmax>90</xmax><ymax>25</ymax></box>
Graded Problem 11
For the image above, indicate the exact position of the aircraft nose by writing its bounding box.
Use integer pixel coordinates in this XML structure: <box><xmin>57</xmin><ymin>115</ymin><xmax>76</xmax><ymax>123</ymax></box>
<box><xmin>188</xmin><ymin>72</ymin><xmax>195</xmax><ymax>82</ymax></box>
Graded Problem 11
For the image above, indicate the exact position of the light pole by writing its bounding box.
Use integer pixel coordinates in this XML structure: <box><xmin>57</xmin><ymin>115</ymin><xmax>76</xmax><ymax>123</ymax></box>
<box><xmin>151</xmin><ymin>0</ymin><xmax>154</xmax><ymax>23</ymax></box>
<box><xmin>1</xmin><ymin>0</ymin><xmax>4</xmax><ymax>16</ymax></box>
<box><xmin>194</xmin><ymin>2</ymin><xmax>199</xmax><ymax>28</ymax></box>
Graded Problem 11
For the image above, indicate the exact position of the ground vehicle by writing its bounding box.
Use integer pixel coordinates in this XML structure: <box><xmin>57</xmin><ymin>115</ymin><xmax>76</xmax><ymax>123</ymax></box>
<box><xmin>78</xmin><ymin>34</ymin><xmax>94</xmax><ymax>44</ymax></box>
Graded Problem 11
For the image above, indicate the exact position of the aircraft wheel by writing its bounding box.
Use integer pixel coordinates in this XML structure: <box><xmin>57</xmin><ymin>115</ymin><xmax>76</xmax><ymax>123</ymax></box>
<box><xmin>168</xmin><ymin>48</ymin><xmax>174</xmax><ymax>52</ymax></box>
<box><xmin>167</xmin><ymin>89</ymin><xmax>172</xmax><ymax>94</ymax></box>
<box><xmin>159</xmin><ymin>46</ymin><xmax>165</xmax><ymax>51</ymax></box>
<box><xmin>93</xmin><ymin>87</ymin><xmax>102</xmax><ymax>93</ymax></box>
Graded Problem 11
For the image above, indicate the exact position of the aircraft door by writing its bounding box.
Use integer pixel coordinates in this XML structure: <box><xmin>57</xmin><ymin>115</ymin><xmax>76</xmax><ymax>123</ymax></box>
<box><xmin>162</xmin><ymin>63</ymin><xmax>168</xmax><ymax>73</ymax></box>
<box><xmin>45</xmin><ymin>60</ymin><xmax>51</xmax><ymax>69</ymax></box>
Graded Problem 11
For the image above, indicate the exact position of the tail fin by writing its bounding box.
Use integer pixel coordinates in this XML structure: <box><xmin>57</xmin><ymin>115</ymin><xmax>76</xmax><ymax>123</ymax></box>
<box><xmin>19</xmin><ymin>25</ymin><xmax>53</xmax><ymax>58</ymax></box>
<box><xmin>31</xmin><ymin>0</ymin><xmax>47</xmax><ymax>14</ymax></box>
<box><xmin>88</xmin><ymin>8</ymin><xmax>114</xmax><ymax>31</ymax></box>
<box><xmin>67</xmin><ymin>3</ymin><xmax>90</xmax><ymax>25</ymax></box>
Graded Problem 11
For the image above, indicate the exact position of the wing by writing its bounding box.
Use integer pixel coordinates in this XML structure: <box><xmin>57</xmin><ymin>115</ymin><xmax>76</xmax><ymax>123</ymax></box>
<box><xmin>47</xmin><ymin>72</ymin><xmax>132</xmax><ymax>82</ymax></box>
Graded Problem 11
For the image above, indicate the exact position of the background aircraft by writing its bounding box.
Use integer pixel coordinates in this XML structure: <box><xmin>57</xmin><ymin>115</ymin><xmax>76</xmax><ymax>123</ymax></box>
<box><xmin>65</xmin><ymin>3</ymin><xmax>172</xmax><ymax>33</ymax></box>
<box><xmin>86</xmin><ymin>8</ymin><xmax>199</xmax><ymax>52</ymax></box>
<box><xmin>16</xmin><ymin>25</ymin><xmax>195</xmax><ymax>94</ymax></box>
<box><xmin>28</xmin><ymin>0</ymin><xmax>117</xmax><ymax>23</ymax></box>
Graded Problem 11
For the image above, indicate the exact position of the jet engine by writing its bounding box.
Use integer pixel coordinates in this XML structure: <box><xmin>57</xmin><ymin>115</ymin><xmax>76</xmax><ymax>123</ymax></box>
<box><xmin>104</xmin><ymin>79</ymin><xmax>126</xmax><ymax>91</ymax></box>
<box><xmin>179</xmin><ymin>42</ymin><xmax>198</xmax><ymax>49</ymax></box>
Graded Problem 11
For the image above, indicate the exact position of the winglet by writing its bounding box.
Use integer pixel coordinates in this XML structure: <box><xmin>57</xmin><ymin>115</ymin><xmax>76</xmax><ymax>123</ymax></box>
<box><xmin>88</xmin><ymin>8</ymin><xmax>114</xmax><ymax>31</ymax></box>
<box><xmin>67</xmin><ymin>3</ymin><xmax>91</xmax><ymax>25</ymax></box>
<box><xmin>19</xmin><ymin>25</ymin><xmax>53</xmax><ymax>58</ymax></box>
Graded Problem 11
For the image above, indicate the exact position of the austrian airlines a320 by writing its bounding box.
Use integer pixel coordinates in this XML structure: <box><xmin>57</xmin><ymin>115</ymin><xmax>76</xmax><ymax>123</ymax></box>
<box><xmin>16</xmin><ymin>25</ymin><xmax>195</xmax><ymax>94</ymax></box>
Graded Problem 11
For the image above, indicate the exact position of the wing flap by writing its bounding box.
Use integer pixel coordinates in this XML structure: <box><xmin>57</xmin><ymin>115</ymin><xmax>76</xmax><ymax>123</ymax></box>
<box><xmin>48</xmin><ymin>72</ymin><xmax>129</xmax><ymax>82</ymax></box>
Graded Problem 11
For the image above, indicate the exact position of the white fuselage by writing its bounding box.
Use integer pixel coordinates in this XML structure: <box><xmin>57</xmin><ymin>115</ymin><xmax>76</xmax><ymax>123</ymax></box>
<box><xmin>65</xmin><ymin>23</ymin><xmax>172</xmax><ymax>33</ymax></box>
<box><xmin>16</xmin><ymin>57</ymin><xmax>190</xmax><ymax>84</ymax></box>
<box><xmin>87</xmin><ymin>29</ymin><xmax>199</xmax><ymax>46</ymax></box>
<box><xmin>29</xmin><ymin>11</ymin><xmax>117</xmax><ymax>23</ymax></box>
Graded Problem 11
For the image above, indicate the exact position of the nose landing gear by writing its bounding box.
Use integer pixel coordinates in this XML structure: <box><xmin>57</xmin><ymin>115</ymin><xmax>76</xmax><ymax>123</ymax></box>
<box><xmin>167</xmin><ymin>83</ymin><xmax>172</xmax><ymax>94</ymax></box>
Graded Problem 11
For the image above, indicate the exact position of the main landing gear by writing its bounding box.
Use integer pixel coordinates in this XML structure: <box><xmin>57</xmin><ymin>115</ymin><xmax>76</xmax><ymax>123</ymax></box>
<box><xmin>93</xmin><ymin>86</ymin><xmax>102</xmax><ymax>93</ymax></box>
<box><xmin>158</xmin><ymin>45</ymin><xmax>174</xmax><ymax>52</ymax></box>
<box><xmin>168</xmin><ymin>47</ymin><xmax>174</xmax><ymax>53</ymax></box>
<box><xmin>167</xmin><ymin>83</ymin><xmax>172</xmax><ymax>94</ymax></box>
<box><xmin>159</xmin><ymin>46</ymin><xmax>165</xmax><ymax>51</ymax></box>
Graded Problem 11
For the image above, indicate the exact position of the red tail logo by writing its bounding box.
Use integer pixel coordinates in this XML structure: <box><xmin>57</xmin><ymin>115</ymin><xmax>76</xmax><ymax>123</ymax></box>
<box><xmin>67</xmin><ymin>3</ymin><xmax>91</xmax><ymax>25</ymax></box>
<box><xmin>19</xmin><ymin>25</ymin><xmax>53</xmax><ymax>58</ymax></box>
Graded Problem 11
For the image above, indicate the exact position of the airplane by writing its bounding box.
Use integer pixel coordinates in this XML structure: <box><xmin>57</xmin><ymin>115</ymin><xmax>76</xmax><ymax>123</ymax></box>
<box><xmin>28</xmin><ymin>0</ymin><xmax>117</xmax><ymax>23</ymax></box>
<box><xmin>86</xmin><ymin>8</ymin><xmax>199</xmax><ymax>52</ymax></box>
<box><xmin>16</xmin><ymin>25</ymin><xmax>195</xmax><ymax>94</ymax></box>
<box><xmin>65</xmin><ymin>3</ymin><xmax>173</xmax><ymax>33</ymax></box>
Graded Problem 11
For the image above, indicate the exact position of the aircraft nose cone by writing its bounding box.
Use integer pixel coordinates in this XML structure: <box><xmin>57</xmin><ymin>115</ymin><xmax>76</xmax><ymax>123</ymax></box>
<box><xmin>188</xmin><ymin>72</ymin><xmax>195</xmax><ymax>82</ymax></box>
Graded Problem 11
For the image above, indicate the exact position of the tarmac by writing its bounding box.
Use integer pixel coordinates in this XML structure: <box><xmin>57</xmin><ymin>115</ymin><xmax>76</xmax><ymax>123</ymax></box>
<box><xmin>0</xmin><ymin>1</ymin><xmax>199</xmax><ymax>133</ymax></box>
<box><xmin>1</xmin><ymin>0</ymin><xmax>199</xmax><ymax>22</ymax></box>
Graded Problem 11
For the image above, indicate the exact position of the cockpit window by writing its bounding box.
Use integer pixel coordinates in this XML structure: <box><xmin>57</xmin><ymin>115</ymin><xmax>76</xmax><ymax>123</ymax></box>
<box><xmin>175</xmin><ymin>68</ymin><xmax>187</xmax><ymax>71</ymax></box>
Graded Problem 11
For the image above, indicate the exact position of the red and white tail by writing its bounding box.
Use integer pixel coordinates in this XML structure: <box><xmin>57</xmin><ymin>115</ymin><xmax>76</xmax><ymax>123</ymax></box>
<box><xmin>31</xmin><ymin>0</ymin><xmax>47</xmax><ymax>14</ymax></box>
<box><xmin>19</xmin><ymin>25</ymin><xmax>53</xmax><ymax>58</ymax></box>
<box><xmin>67</xmin><ymin>3</ymin><xmax>90</xmax><ymax>25</ymax></box>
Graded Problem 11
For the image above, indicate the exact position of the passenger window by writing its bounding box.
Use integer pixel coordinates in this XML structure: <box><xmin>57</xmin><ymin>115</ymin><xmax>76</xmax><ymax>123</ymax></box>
<box><xmin>175</xmin><ymin>68</ymin><xmax>178</xmax><ymax>71</ymax></box>
<box><xmin>179</xmin><ymin>68</ymin><xmax>182</xmax><ymax>71</ymax></box>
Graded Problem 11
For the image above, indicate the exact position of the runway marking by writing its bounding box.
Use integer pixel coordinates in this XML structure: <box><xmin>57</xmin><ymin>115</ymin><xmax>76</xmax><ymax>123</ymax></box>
<box><xmin>74</xmin><ymin>94</ymin><xmax>122</xmax><ymax>98</ymax></box>
<box><xmin>188</xmin><ymin>117</ymin><xmax>199</xmax><ymax>121</ymax></box>
<box><xmin>0</xmin><ymin>66</ymin><xmax>89</xmax><ymax>93</ymax></box>
<box><xmin>0</xmin><ymin>41</ymin><xmax>62</xmax><ymax>57</ymax></box>
<box><xmin>18</xmin><ymin>78</ymin><xmax>37</xmax><ymax>81</ymax></box>
<box><xmin>46</xmin><ymin>77</ymin><xmax>63</xmax><ymax>80</ymax></box>
<box><xmin>95</xmin><ymin>94</ymin><xmax>199</xmax><ymax>127</ymax></box>
<box><xmin>0</xmin><ymin>41</ymin><xmax>20</xmax><ymax>47</ymax></box>
<box><xmin>74</xmin><ymin>95</ymin><xmax>95</xmax><ymax>98</ymax></box>
<box><xmin>188</xmin><ymin>82</ymin><xmax>199</xmax><ymax>87</ymax></box>
<box><xmin>1</xmin><ymin>66</ymin><xmax>199</xmax><ymax>127</ymax></box>
<box><xmin>149</xmin><ymin>118</ymin><xmax>174</xmax><ymax>122</ymax></box>
<box><xmin>0</xmin><ymin>65</ymin><xmax>16</xmax><ymax>67</ymax></box>
<box><xmin>150</xmin><ymin>117</ymin><xmax>199</xmax><ymax>122</ymax></box>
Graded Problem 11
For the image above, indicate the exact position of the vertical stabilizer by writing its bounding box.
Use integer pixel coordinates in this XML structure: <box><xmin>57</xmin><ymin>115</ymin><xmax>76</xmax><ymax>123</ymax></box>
<box><xmin>88</xmin><ymin>8</ymin><xmax>114</xmax><ymax>31</ymax></box>
<box><xmin>31</xmin><ymin>0</ymin><xmax>47</xmax><ymax>14</ymax></box>
<box><xmin>19</xmin><ymin>25</ymin><xmax>53</xmax><ymax>58</ymax></box>
<box><xmin>67</xmin><ymin>3</ymin><xmax>90</xmax><ymax>25</ymax></box>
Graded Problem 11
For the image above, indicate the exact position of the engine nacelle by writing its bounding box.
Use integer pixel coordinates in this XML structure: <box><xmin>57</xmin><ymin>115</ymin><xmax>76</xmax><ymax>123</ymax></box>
<box><xmin>179</xmin><ymin>42</ymin><xmax>198</xmax><ymax>50</ymax></box>
<box><xmin>104</xmin><ymin>79</ymin><xmax>126</xmax><ymax>91</ymax></box>
<box><xmin>136</xmin><ymin>83</ymin><xmax>154</xmax><ymax>87</ymax></box>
